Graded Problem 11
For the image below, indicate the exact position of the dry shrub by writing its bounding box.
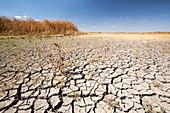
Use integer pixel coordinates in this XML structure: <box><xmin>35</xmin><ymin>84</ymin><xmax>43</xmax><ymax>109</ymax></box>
<box><xmin>0</xmin><ymin>16</ymin><xmax>80</xmax><ymax>36</ymax></box>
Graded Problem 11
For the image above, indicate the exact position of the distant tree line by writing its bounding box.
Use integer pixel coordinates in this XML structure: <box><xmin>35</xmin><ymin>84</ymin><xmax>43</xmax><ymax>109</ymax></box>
<box><xmin>0</xmin><ymin>16</ymin><xmax>81</xmax><ymax>36</ymax></box>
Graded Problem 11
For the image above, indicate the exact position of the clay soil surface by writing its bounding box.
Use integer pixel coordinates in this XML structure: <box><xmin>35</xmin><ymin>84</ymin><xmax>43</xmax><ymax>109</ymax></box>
<box><xmin>0</xmin><ymin>33</ymin><xmax>170</xmax><ymax>113</ymax></box>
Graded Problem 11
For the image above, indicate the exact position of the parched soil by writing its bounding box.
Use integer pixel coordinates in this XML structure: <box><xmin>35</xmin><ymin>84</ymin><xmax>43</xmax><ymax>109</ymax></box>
<box><xmin>0</xmin><ymin>34</ymin><xmax>170</xmax><ymax>113</ymax></box>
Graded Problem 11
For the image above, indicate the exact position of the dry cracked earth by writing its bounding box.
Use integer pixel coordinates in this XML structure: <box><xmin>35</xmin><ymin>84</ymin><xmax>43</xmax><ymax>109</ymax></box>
<box><xmin>0</xmin><ymin>34</ymin><xmax>170</xmax><ymax>113</ymax></box>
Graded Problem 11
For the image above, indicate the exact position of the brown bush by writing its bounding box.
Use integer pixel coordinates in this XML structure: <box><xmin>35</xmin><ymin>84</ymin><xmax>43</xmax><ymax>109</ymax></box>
<box><xmin>0</xmin><ymin>16</ymin><xmax>80</xmax><ymax>36</ymax></box>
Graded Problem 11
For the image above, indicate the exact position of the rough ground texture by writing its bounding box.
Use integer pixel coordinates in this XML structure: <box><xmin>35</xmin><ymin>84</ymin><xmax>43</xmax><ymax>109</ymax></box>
<box><xmin>0</xmin><ymin>34</ymin><xmax>170</xmax><ymax>113</ymax></box>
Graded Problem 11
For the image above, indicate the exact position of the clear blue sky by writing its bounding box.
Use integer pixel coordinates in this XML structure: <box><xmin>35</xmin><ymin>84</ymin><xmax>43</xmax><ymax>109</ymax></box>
<box><xmin>0</xmin><ymin>0</ymin><xmax>170</xmax><ymax>32</ymax></box>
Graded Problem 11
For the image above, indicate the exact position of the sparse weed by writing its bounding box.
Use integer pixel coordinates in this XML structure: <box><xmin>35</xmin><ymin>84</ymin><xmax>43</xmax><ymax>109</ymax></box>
<box><xmin>161</xmin><ymin>48</ymin><xmax>170</xmax><ymax>54</ymax></box>
<box><xmin>104</xmin><ymin>46</ymin><xmax>110</xmax><ymax>54</ymax></box>
<box><xmin>103</xmin><ymin>96</ymin><xmax>119</xmax><ymax>113</ymax></box>
<box><xmin>142</xmin><ymin>100</ymin><xmax>157</xmax><ymax>113</ymax></box>
<box><xmin>152</xmin><ymin>79</ymin><xmax>161</xmax><ymax>87</ymax></box>
<box><xmin>71</xmin><ymin>91</ymin><xmax>80</xmax><ymax>101</ymax></box>
<box><xmin>53</xmin><ymin>42</ymin><xmax>75</xmax><ymax>90</ymax></box>
<box><xmin>160</xmin><ymin>107</ymin><xmax>166</xmax><ymax>113</ymax></box>
<box><xmin>135</xmin><ymin>48</ymin><xmax>141</xmax><ymax>57</ymax></box>
<box><xmin>54</xmin><ymin>42</ymin><xmax>70</xmax><ymax>77</ymax></box>
<box><xmin>35</xmin><ymin>46</ymin><xmax>43</xmax><ymax>53</ymax></box>
<box><xmin>56</xmin><ymin>82</ymin><xmax>65</xmax><ymax>89</ymax></box>
<box><xmin>56</xmin><ymin>76</ymin><xmax>65</xmax><ymax>83</ymax></box>
<box><xmin>141</xmin><ymin>95</ymin><xmax>166</xmax><ymax>113</ymax></box>
<box><xmin>87</xmin><ymin>58</ymin><xmax>95</xmax><ymax>64</ymax></box>
<box><xmin>99</xmin><ymin>57</ymin><xmax>105</xmax><ymax>63</ymax></box>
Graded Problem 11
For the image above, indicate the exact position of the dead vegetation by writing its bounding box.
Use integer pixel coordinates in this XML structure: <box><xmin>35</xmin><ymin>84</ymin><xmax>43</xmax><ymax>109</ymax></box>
<box><xmin>0</xmin><ymin>16</ymin><xmax>81</xmax><ymax>36</ymax></box>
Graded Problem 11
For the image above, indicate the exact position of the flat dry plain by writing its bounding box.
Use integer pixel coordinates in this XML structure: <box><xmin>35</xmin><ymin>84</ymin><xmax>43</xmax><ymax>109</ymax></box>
<box><xmin>0</xmin><ymin>33</ymin><xmax>170</xmax><ymax>113</ymax></box>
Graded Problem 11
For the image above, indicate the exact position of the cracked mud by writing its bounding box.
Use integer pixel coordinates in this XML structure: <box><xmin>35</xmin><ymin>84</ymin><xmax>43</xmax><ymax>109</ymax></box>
<box><xmin>0</xmin><ymin>34</ymin><xmax>170</xmax><ymax>113</ymax></box>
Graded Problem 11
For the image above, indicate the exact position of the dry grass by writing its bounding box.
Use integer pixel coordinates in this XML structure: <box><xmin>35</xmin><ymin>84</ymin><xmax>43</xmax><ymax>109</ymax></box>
<box><xmin>152</xmin><ymin>79</ymin><xmax>162</xmax><ymax>87</ymax></box>
<box><xmin>0</xmin><ymin>16</ymin><xmax>80</xmax><ymax>36</ymax></box>
<box><xmin>83</xmin><ymin>33</ymin><xmax>170</xmax><ymax>41</ymax></box>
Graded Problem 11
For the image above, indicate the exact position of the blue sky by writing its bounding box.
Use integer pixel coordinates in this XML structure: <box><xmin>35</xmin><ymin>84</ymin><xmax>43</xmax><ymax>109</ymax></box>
<box><xmin>0</xmin><ymin>0</ymin><xmax>170</xmax><ymax>32</ymax></box>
